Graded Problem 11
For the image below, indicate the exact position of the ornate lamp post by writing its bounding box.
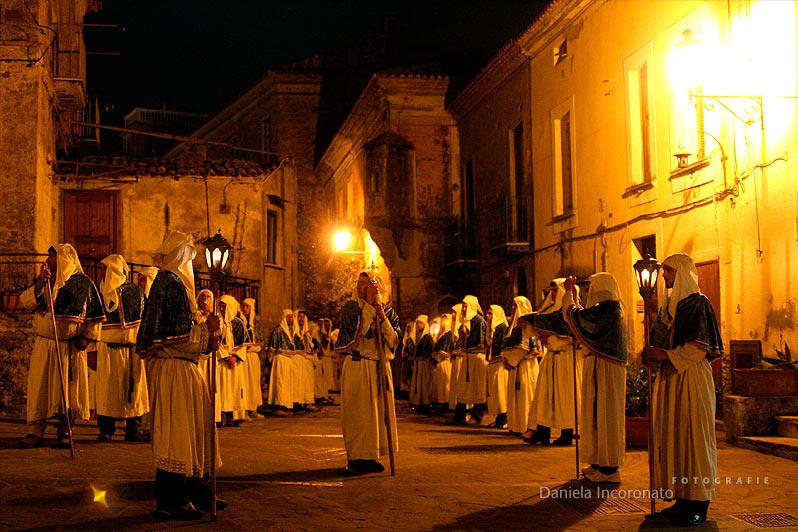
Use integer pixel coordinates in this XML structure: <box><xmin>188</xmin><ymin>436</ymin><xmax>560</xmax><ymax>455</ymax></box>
<box><xmin>202</xmin><ymin>229</ymin><xmax>231</xmax><ymax>522</ymax></box>
<box><xmin>633</xmin><ymin>254</ymin><xmax>661</xmax><ymax>517</ymax></box>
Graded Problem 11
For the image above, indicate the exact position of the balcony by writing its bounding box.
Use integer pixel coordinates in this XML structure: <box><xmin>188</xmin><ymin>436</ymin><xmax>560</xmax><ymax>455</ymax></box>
<box><xmin>444</xmin><ymin>222</ymin><xmax>477</xmax><ymax>269</ymax></box>
<box><xmin>487</xmin><ymin>196</ymin><xmax>530</xmax><ymax>256</ymax></box>
<box><xmin>52</xmin><ymin>46</ymin><xmax>87</xmax><ymax>110</ymax></box>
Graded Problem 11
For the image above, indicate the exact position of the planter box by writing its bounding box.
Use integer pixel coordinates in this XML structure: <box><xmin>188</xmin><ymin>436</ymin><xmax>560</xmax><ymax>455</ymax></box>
<box><xmin>732</xmin><ymin>369</ymin><xmax>798</xmax><ymax>397</ymax></box>
<box><xmin>625</xmin><ymin>416</ymin><xmax>649</xmax><ymax>447</ymax></box>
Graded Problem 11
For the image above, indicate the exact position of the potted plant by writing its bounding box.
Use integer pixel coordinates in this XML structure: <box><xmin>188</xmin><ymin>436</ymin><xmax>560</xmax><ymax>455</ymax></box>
<box><xmin>625</xmin><ymin>365</ymin><xmax>651</xmax><ymax>446</ymax></box>
<box><xmin>732</xmin><ymin>342</ymin><xmax>798</xmax><ymax>397</ymax></box>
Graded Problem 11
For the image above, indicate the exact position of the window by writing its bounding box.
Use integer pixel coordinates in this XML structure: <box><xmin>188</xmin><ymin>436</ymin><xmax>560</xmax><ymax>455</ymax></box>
<box><xmin>625</xmin><ymin>43</ymin><xmax>657</xmax><ymax>189</ymax></box>
<box><xmin>551</xmin><ymin>98</ymin><xmax>575</xmax><ymax>219</ymax></box>
<box><xmin>463</xmin><ymin>160</ymin><xmax>477</xmax><ymax>258</ymax></box>
<box><xmin>553</xmin><ymin>38</ymin><xmax>567</xmax><ymax>66</ymax></box>
<box><xmin>509</xmin><ymin>122</ymin><xmax>528</xmax><ymax>241</ymax></box>
<box><xmin>266</xmin><ymin>210</ymin><xmax>278</xmax><ymax>264</ymax></box>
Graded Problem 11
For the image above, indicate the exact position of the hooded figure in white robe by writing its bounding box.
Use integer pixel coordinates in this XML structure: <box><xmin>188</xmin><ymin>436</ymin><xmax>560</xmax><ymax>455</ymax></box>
<box><xmin>563</xmin><ymin>272</ymin><xmax>628</xmax><ymax>483</ymax></box>
<box><xmin>453</xmin><ymin>295</ymin><xmax>487</xmax><ymax>424</ymax></box>
<box><xmin>643</xmin><ymin>253</ymin><xmax>722</xmax><ymax>526</ymax></box>
<box><xmin>217</xmin><ymin>294</ymin><xmax>249</xmax><ymax>426</ymax></box>
<box><xmin>503</xmin><ymin>296</ymin><xmax>540</xmax><ymax>435</ymax></box>
<box><xmin>408</xmin><ymin>314</ymin><xmax>434</xmax><ymax>410</ymax></box>
<box><xmin>485</xmin><ymin>305</ymin><xmax>509</xmax><ymax>429</ymax></box>
<box><xmin>241</xmin><ymin>298</ymin><xmax>263</xmax><ymax>413</ymax></box>
<box><xmin>431</xmin><ymin>313</ymin><xmax>453</xmax><ymax>410</ymax></box>
<box><xmin>266</xmin><ymin>309</ymin><xmax>300</xmax><ymax>413</ymax></box>
<box><xmin>317</xmin><ymin>318</ymin><xmax>337</xmax><ymax>397</ymax></box>
<box><xmin>335</xmin><ymin>272</ymin><xmax>398</xmax><ymax>475</ymax></box>
<box><xmin>93</xmin><ymin>254</ymin><xmax>149</xmax><ymax>442</ymax></box>
<box><xmin>20</xmin><ymin>244</ymin><xmax>105</xmax><ymax>448</ymax></box>
<box><xmin>526</xmin><ymin>279</ymin><xmax>582</xmax><ymax>445</ymax></box>
<box><xmin>136</xmin><ymin>230</ymin><xmax>223</xmax><ymax>518</ymax></box>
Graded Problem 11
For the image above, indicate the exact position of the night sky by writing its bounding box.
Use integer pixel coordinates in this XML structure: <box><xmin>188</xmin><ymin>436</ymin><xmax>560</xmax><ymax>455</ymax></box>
<box><xmin>85</xmin><ymin>1</ymin><xmax>551</xmax><ymax>118</ymax></box>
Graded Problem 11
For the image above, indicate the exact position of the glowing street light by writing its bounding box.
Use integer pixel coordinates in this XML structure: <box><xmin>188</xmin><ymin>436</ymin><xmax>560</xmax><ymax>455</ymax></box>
<box><xmin>333</xmin><ymin>230</ymin><xmax>352</xmax><ymax>252</ymax></box>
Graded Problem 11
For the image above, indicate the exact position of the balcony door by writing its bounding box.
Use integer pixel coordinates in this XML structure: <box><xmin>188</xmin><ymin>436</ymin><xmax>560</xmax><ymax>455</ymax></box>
<box><xmin>63</xmin><ymin>190</ymin><xmax>120</xmax><ymax>259</ymax></box>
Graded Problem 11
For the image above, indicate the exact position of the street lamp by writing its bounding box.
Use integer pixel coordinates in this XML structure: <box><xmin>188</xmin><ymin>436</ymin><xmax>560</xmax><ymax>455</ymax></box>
<box><xmin>633</xmin><ymin>254</ymin><xmax>660</xmax><ymax>517</ymax></box>
<box><xmin>202</xmin><ymin>228</ymin><xmax>231</xmax><ymax>522</ymax></box>
<box><xmin>333</xmin><ymin>229</ymin><xmax>351</xmax><ymax>252</ymax></box>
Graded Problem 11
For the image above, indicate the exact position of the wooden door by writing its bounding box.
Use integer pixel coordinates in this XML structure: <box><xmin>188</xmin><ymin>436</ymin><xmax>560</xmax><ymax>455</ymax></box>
<box><xmin>63</xmin><ymin>190</ymin><xmax>119</xmax><ymax>259</ymax></box>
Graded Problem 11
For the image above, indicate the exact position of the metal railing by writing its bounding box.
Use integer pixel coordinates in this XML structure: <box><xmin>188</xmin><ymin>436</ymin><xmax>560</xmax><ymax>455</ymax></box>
<box><xmin>0</xmin><ymin>254</ymin><xmax>259</xmax><ymax>315</ymax></box>
<box><xmin>487</xmin><ymin>195</ymin><xmax>530</xmax><ymax>252</ymax></box>
<box><xmin>444</xmin><ymin>222</ymin><xmax>478</xmax><ymax>267</ymax></box>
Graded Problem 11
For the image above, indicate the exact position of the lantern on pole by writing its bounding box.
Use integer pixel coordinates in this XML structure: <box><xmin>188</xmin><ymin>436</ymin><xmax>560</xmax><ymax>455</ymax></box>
<box><xmin>633</xmin><ymin>254</ymin><xmax>661</xmax><ymax>517</ymax></box>
<box><xmin>202</xmin><ymin>229</ymin><xmax>231</xmax><ymax>522</ymax></box>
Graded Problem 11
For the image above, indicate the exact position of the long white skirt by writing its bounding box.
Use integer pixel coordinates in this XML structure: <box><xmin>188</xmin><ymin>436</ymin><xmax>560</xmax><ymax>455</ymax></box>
<box><xmin>148</xmin><ymin>356</ymin><xmax>220</xmax><ymax>476</ymax></box>
<box><xmin>268</xmin><ymin>354</ymin><xmax>297</xmax><ymax>408</ymax></box>
<box><xmin>580</xmin><ymin>355</ymin><xmax>625</xmax><ymax>467</ymax></box>
<box><xmin>27</xmin><ymin>337</ymin><xmax>90</xmax><ymax>422</ymax></box>
<box><xmin>409</xmin><ymin>358</ymin><xmax>434</xmax><ymax>406</ymax></box>
<box><xmin>486</xmin><ymin>361</ymin><xmax>508</xmax><ymax>416</ymax></box>
<box><xmin>456</xmin><ymin>352</ymin><xmax>488</xmax><ymax>405</ymax></box>
<box><xmin>243</xmin><ymin>347</ymin><xmax>263</xmax><ymax>410</ymax></box>
<box><xmin>431</xmin><ymin>358</ymin><xmax>451</xmax><ymax>404</ymax></box>
<box><xmin>506</xmin><ymin>357</ymin><xmax>539</xmax><ymax>434</ymax></box>
<box><xmin>653</xmin><ymin>359</ymin><xmax>716</xmax><ymax>500</ymax></box>
<box><xmin>529</xmin><ymin>349</ymin><xmax>581</xmax><ymax>429</ymax></box>
<box><xmin>95</xmin><ymin>343</ymin><xmax>149</xmax><ymax>418</ymax></box>
<box><xmin>341</xmin><ymin>357</ymin><xmax>398</xmax><ymax>461</ymax></box>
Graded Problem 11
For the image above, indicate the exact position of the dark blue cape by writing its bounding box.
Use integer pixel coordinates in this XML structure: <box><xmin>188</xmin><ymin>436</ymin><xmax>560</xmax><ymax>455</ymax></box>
<box><xmin>650</xmin><ymin>293</ymin><xmax>723</xmax><ymax>356</ymax></box>
<box><xmin>136</xmin><ymin>271</ymin><xmax>195</xmax><ymax>355</ymax></box>
<box><xmin>566</xmin><ymin>301</ymin><xmax>628</xmax><ymax>364</ymax></box>
<box><xmin>102</xmin><ymin>282</ymin><xmax>145</xmax><ymax>328</ymax></box>
<box><xmin>35</xmin><ymin>272</ymin><xmax>105</xmax><ymax>324</ymax></box>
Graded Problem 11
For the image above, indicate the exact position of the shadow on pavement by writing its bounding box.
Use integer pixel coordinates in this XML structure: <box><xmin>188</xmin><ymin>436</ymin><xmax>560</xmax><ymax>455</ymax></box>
<box><xmin>221</xmin><ymin>467</ymin><xmax>346</xmax><ymax>483</ymax></box>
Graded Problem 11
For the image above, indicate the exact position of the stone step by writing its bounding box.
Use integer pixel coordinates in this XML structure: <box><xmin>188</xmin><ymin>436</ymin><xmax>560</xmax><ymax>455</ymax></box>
<box><xmin>737</xmin><ymin>435</ymin><xmax>798</xmax><ymax>461</ymax></box>
<box><xmin>775</xmin><ymin>415</ymin><xmax>798</xmax><ymax>438</ymax></box>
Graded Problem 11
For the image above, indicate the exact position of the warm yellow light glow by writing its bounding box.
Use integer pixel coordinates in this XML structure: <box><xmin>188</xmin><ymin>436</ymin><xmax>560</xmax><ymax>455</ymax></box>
<box><xmin>212</xmin><ymin>248</ymin><xmax>222</xmax><ymax>268</ymax></box>
<box><xmin>333</xmin><ymin>230</ymin><xmax>351</xmax><ymax>251</ymax></box>
<box><xmin>91</xmin><ymin>485</ymin><xmax>109</xmax><ymax>508</ymax></box>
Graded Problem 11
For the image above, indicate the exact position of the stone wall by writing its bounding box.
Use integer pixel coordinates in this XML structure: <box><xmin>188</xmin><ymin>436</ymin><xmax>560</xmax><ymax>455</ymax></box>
<box><xmin>0</xmin><ymin>314</ymin><xmax>33</xmax><ymax>418</ymax></box>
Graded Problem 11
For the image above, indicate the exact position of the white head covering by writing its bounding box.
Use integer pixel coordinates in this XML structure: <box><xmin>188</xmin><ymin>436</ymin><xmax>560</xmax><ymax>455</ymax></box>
<box><xmin>138</xmin><ymin>266</ymin><xmax>159</xmax><ymax>297</ymax></box>
<box><xmin>52</xmin><ymin>243</ymin><xmax>83</xmax><ymax>300</ymax></box>
<box><xmin>100</xmin><ymin>254</ymin><xmax>129</xmax><ymax>313</ymax></box>
<box><xmin>463</xmin><ymin>295</ymin><xmax>482</xmax><ymax>318</ymax></box>
<box><xmin>280</xmin><ymin>308</ymin><xmax>295</xmax><ymax>339</ymax></box>
<box><xmin>538</xmin><ymin>278</ymin><xmax>567</xmax><ymax>313</ymax></box>
<box><xmin>218</xmin><ymin>294</ymin><xmax>240</xmax><ymax>349</ymax></box>
<box><xmin>428</xmin><ymin>316</ymin><xmax>442</xmax><ymax>340</ymax></box>
<box><xmin>438</xmin><ymin>313</ymin><xmax>452</xmax><ymax>337</ymax></box>
<box><xmin>295</xmin><ymin>309</ymin><xmax>310</xmax><ymax>337</ymax></box>
<box><xmin>411</xmin><ymin>314</ymin><xmax>429</xmax><ymax>342</ymax></box>
<box><xmin>242</xmin><ymin>297</ymin><xmax>256</xmax><ymax>323</ymax></box>
<box><xmin>585</xmin><ymin>272</ymin><xmax>622</xmax><ymax>308</ymax></box>
<box><xmin>488</xmin><ymin>304</ymin><xmax>508</xmax><ymax>331</ymax></box>
<box><xmin>450</xmin><ymin>306</ymin><xmax>461</xmax><ymax>342</ymax></box>
<box><xmin>374</xmin><ymin>274</ymin><xmax>391</xmax><ymax>305</ymax></box>
<box><xmin>509</xmin><ymin>296</ymin><xmax>533</xmax><ymax>330</ymax></box>
<box><xmin>662</xmin><ymin>253</ymin><xmax>701</xmax><ymax>323</ymax></box>
<box><xmin>154</xmin><ymin>231</ymin><xmax>197</xmax><ymax>314</ymax></box>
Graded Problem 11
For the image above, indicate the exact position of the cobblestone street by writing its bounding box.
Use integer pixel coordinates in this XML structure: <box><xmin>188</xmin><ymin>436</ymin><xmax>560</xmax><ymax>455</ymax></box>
<box><xmin>1</xmin><ymin>402</ymin><xmax>797</xmax><ymax>531</ymax></box>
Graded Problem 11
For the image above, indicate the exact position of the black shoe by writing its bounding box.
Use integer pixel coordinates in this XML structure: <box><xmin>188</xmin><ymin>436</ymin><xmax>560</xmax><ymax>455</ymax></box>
<box><xmin>19</xmin><ymin>434</ymin><xmax>43</xmax><ymax>448</ymax></box>
<box><xmin>124</xmin><ymin>431</ymin><xmax>151</xmax><ymax>443</ymax></box>
<box><xmin>341</xmin><ymin>461</ymin><xmax>365</xmax><ymax>476</ymax></box>
<box><xmin>658</xmin><ymin>500</ymin><xmax>686</xmax><ymax>518</ymax></box>
<box><xmin>194</xmin><ymin>497</ymin><xmax>229</xmax><ymax>512</ymax></box>
<box><xmin>55</xmin><ymin>434</ymin><xmax>71</xmax><ymax>448</ymax></box>
<box><xmin>673</xmin><ymin>512</ymin><xmax>707</xmax><ymax>527</ymax></box>
<box><xmin>524</xmin><ymin>432</ymin><xmax>550</xmax><ymax>445</ymax></box>
<box><xmin>359</xmin><ymin>460</ymin><xmax>385</xmax><ymax>473</ymax></box>
<box><xmin>97</xmin><ymin>434</ymin><xmax>112</xmax><ymax>443</ymax></box>
<box><xmin>155</xmin><ymin>502</ymin><xmax>205</xmax><ymax>520</ymax></box>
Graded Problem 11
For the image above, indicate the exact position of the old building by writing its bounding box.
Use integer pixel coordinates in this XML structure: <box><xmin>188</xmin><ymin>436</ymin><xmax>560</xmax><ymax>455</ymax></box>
<box><xmin>0</xmin><ymin>0</ymin><xmax>100</xmax><ymax>254</ymax></box>
<box><xmin>449</xmin><ymin>40</ymin><xmax>534</xmax><ymax>310</ymax></box>
<box><xmin>317</xmin><ymin>69</ymin><xmax>459</xmax><ymax>320</ymax></box>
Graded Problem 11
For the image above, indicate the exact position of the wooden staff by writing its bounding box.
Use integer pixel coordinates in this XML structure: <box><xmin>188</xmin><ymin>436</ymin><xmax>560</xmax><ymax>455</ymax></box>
<box><xmin>372</xmin><ymin>306</ymin><xmax>396</xmax><ymax>476</ymax></box>
<box><xmin>45</xmin><ymin>278</ymin><xmax>75</xmax><ymax>458</ymax></box>
<box><xmin>209</xmin><ymin>288</ymin><xmax>221</xmax><ymax>521</ymax></box>
<box><xmin>571</xmin><ymin>335</ymin><xmax>580</xmax><ymax>480</ymax></box>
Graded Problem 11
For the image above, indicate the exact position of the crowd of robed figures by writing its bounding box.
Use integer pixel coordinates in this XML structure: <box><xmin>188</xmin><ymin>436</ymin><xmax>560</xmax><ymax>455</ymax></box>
<box><xmin>16</xmin><ymin>236</ymin><xmax>722</xmax><ymax>526</ymax></box>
